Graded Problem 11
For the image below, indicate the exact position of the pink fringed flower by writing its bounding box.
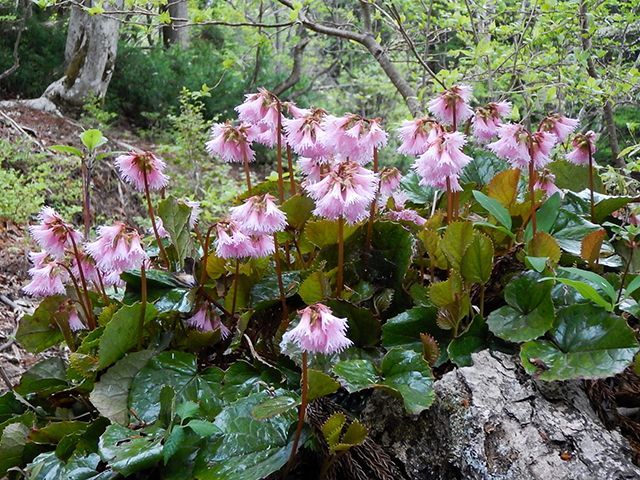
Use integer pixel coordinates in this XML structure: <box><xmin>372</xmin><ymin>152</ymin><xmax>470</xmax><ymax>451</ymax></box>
<box><xmin>235</xmin><ymin>88</ymin><xmax>281</xmax><ymax>128</ymax></box>
<box><xmin>488</xmin><ymin>124</ymin><xmax>557</xmax><ymax>170</ymax></box>
<box><xmin>187</xmin><ymin>305</ymin><xmax>230</xmax><ymax>338</ymax></box>
<box><xmin>321</xmin><ymin>114</ymin><xmax>387</xmax><ymax>163</ymax></box>
<box><xmin>180</xmin><ymin>199</ymin><xmax>201</xmax><ymax>229</ymax></box>
<box><xmin>282</xmin><ymin>303</ymin><xmax>353</xmax><ymax>355</ymax></box>
<box><xmin>215</xmin><ymin>219</ymin><xmax>254</xmax><ymax>259</ymax></box>
<box><xmin>229</xmin><ymin>194</ymin><xmax>287</xmax><ymax>235</ymax></box>
<box><xmin>305</xmin><ymin>160</ymin><xmax>378</xmax><ymax>224</ymax></box>
<box><xmin>534</xmin><ymin>169</ymin><xmax>562</xmax><ymax>198</ymax></box>
<box><xmin>540</xmin><ymin>114</ymin><xmax>578</xmax><ymax>143</ymax></box>
<box><xmin>298</xmin><ymin>156</ymin><xmax>333</xmax><ymax>184</ymax></box>
<box><xmin>379</xmin><ymin>167</ymin><xmax>402</xmax><ymax>198</ymax></box>
<box><xmin>71</xmin><ymin>251</ymin><xmax>99</xmax><ymax>285</ymax></box>
<box><xmin>29</xmin><ymin>207</ymin><xmax>82</xmax><ymax>258</ymax></box>
<box><xmin>67</xmin><ymin>306</ymin><xmax>86</xmax><ymax>332</ymax></box>
<box><xmin>566</xmin><ymin>131</ymin><xmax>597</xmax><ymax>166</ymax></box>
<box><xmin>283</xmin><ymin>101</ymin><xmax>309</xmax><ymax>119</ymax></box>
<box><xmin>283</xmin><ymin>108</ymin><xmax>329</xmax><ymax>158</ymax></box>
<box><xmin>413</xmin><ymin>131</ymin><xmax>472</xmax><ymax>192</ymax></box>
<box><xmin>472</xmin><ymin>101</ymin><xmax>512</xmax><ymax>142</ymax></box>
<box><xmin>248</xmin><ymin>234</ymin><xmax>275</xmax><ymax>258</ymax></box>
<box><xmin>397</xmin><ymin>118</ymin><xmax>441</xmax><ymax>156</ymax></box>
<box><xmin>85</xmin><ymin>223</ymin><xmax>147</xmax><ymax>272</ymax></box>
<box><xmin>115</xmin><ymin>151</ymin><xmax>169</xmax><ymax>192</ymax></box>
<box><xmin>206</xmin><ymin>122</ymin><xmax>258</xmax><ymax>163</ymax></box>
<box><xmin>383</xmin><ymin>192</ymin><xmax>426</xmax><ymax>226</ymax></box>
<box><xmin>428</xmin><ymin>85</ymin><xmax>474</xmax><ymax>126</ymax></box>
<box><xmin>23</xmin><ymin>252</ymin><xmax>68</xmax><ymax>297</ymax></box>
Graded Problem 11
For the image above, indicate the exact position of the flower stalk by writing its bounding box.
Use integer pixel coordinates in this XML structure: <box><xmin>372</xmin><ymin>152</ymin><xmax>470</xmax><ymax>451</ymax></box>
<box><xmin>142</xmin><ymin>169</ymin><xmax>170</xmax><ymax>269</ymax></box>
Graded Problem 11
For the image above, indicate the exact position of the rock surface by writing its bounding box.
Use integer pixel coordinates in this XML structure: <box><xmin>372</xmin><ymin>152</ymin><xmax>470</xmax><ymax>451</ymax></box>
<box><xmin>362</xmin><ymin>350</ymin><xmax>640</xmax><ymax>480</ymax></box>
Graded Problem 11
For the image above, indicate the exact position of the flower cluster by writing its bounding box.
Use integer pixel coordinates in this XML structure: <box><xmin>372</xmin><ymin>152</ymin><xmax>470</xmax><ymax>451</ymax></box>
<box><xmin>282</xmin><ymin>303</ymin><xmax>352</xmax><ymax>355</ymax></box>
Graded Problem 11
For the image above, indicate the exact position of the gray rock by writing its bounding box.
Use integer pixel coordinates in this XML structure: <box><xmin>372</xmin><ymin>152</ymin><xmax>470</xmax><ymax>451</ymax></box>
<box><xmin>362</xmin><ymin>350</ymin><xmax>640</xmax><ymax>480</ymax></box>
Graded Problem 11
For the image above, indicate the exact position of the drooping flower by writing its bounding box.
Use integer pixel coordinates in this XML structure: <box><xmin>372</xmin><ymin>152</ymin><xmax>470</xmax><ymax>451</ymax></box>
<box><xmin>305</xmin><ymin>160</ymin><xmax>378</xmax><ymax>224</ymax></box>
<box><xmin>379</xmin><ymin>167</ymin><xmax>402</xmax><ymax>198</ymax></box>
<box><xmin>229</xmin><ymin>194</ymin><xmax>287</xmax><ymax>235</ymax></box>
<box><xmin>215</xmin><ymin>219</ymin><xmax>254</xmax><ymax>259</ymax></box>
<box><xmin>248</xmin><ymin>234</ymin><xmax>275</xmax><ymax>258</ymax></box>
<box><xmin>67</xmin><ymin>306</ymin><xmax>86</xmax><ymax>332</ymax></box>
<box><xmin>115</xmin><ymin>151</ymin><xmax>169</xmax><ymax>192</ymax></box>
<box><xmin>206</xmin><ymin>122</ymin><xmax>259</xmax><ymax>163</ymax></box>
<box><xmin>154</xmin><ymin>218</ymin><xmax>170</xmax><ymax>239</ymax></box>
<box><xmin>282</xmin><ymin>303</ymin><xmax>353</xmax><ymax>355</ymax></box>
<box><xmin>85</xmin><ymin>223</ymin><xmax>147</xmax><ymax>272</ymax></box>
<box><xmin>71</xmin><ymin>250</ymin><xmax>99</xmax><ymax>285</ymax></box>
<box><xmin>428</xmin><ymin>85</ymin><xmax>474</xmax><ymax>126</ymax></box>
<box><xmin>488</xmin><ymin>124</ymin><xmax>557</xmax><ymax>170</ymax></box>
<box><xmin>566</xmin><ymin>131</ymin><xmax>597</xmax><ymax>166</ymax></box>
<box><xmin>383</xmin><ymin>192</ymin><xmax>426</xmax><ymax>226</ymax></box>
<box><xmin>180</xmin><ymin>199</ymin><xmax>201</xmax><ymax>229</ymax></box>
<box><xmin>29</xmin><ymin>207</ymin><xmax>82</xmax><ymax>258</ymax></box>
<box><xmin>283</xmin><ymin>101</ymin><xmax>310</xmax><ymax>119</ymax></box>
<box><xmin>298</xmin><ymin>156</ymin><xmax>333</xmax><ymax>184</ymax></box>
<box><xmin>471</xmin><ymin>101</ymin><xmax>512</xmax><ymax>142</ymax></box>
<box><xmin>186</xmin><ymin>305</ymin><xmax>230</xmax><ymax>338</ymax></box>
<box><xmin>235</xmin><ymin>88</ymin><xmax>281</xmax><ymax>128</ymax></box>
<box><xmin>540</xmin><ymin>114</ymin><xmax>578</xmax><ymax>143</ymax></box>
<box><xmin>413</xmin><ymin>131</ymin><xmax>472</xmax><ymax>192</ymax></box>
<box><xmin>321</xmin><ymin>114</ymin><xmax>387</xmax><ymax>163</ymax></box>
<box><xmin>283</xmin><ymin>108</ymin><xmax>329</xmax><ymax>158</ymax></box>
<box><xmin>534</xmin><ymin>169</ymin><xmax>562</xmax><ymax>198</ymax></box>
<box><xmin>397</xmin><ymin>118</ymin><xmax>441</xmax><ymax>156</ymax></box>
<box><xmin>23</xmin><ymin>252</ymin><xmax>68</xmax><ymax>297</ymax></box>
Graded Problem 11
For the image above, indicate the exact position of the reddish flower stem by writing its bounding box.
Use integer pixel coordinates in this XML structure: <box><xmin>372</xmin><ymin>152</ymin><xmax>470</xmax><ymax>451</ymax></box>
<box><xmin>80</xmin><ymin>158</ymin><xmax>92</xmax><ymax>238</ymax></box>
<box><xmin>288</xmin><ymin>351</ymin><xmax>308</xmax><ymax>471</ymax></box>
<box><xmin>231</xmin><ymin>259</ymin><xmax>240</xmax><ymax>318</ymax></box>
<box><xmin>337</xmin><ymin>216</ymin><xmax>345</xmax><ymax>296</ymax></box>
<box><xmin>527</xmin><ymin>136</ymin><xmax>538</xmax><ymax>237</ymax></box>
<box><xmin>58</xmin><ymin>262</ymin><xmax>93</xmax><ymax>330</ymax></box>
<box><xmin>242</xmin><ymin>150</ymin><xmax>253</xmax><ymax>195</ymax></box>
<box><xmin>137</xmin><ymin>262</ymin><xmax>147</xmax><ymax>349</ymax></box>
<box><xmin>142</xmin><ymin>169</ymin><xmax>170</xmax><ymax>269</ymax></box>
<box><xmin>276</xmin><ymin>101</ymin><xmax>285</xmax><ymax>202</ymax></box>
<box><xmin>273</xmin><ymin>234</ymin><xmax>289</xmax><ymax>324</ymax></box>
<box><xmin>588</xmin><ymin>143</ymin><xmax>596</xmax><ymax>222</ymax></box>
<box><xmin>66</xmin><ymin>230</ymin><xmax>95</xmax><ymax>329</ymax></box>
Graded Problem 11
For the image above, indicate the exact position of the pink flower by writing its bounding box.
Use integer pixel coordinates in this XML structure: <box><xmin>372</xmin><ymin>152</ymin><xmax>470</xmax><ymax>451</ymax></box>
<box><xmin>102</xmin><ymin>270</ymin><xmax>124</xmax><ymax>288</ymax></box>
<box><xmin>29</xmin><ymin>207</ymin><xmax>82</xmax><ymax>258</ymax></box>
<box><xmin>379</xmin><ymin>167</ymin><xmax>402</xmax><ymax>198</ymax></box>
<box><xmin>180</xmin><ymin>199</ymin><xmax>201</xmax><ymax>228</ymax></box>
<box><xmin>85</xmin><ymin>223</ymin><xmax>147</xmax><ymax>272</ymax></box>
<box><xmin>252</xmin><ymin>123</ymin><xmax>278</xmax><ymax>148</ymax></box>
<box><xmin>71</xmin><ymin>250</ymin><xmax>99</xmax><ymax>285</ymax></box>
<box><xmin>298</xmin><ymin>156</ymin><xmax>332</xmax><ymax>184</ymax></box>
<box><xmin>472</xmin><ymin>101</ymin><xmax>512</xmax><ymax>142</ymax></box>
<box><xmin>488</xmin><ymin>124</ymin><xmax>557</xmax><ymax>170</ymax></box>
<box><xmin>566</xmin><ymin>131</ymin><xmax>597</xmax><ymax>166</ymax></box>
<box><xmin>235</xmin><ymin>88</ymin><xmax>281</xmax><ymax>128</ymax></box>
<box><xmin>283</xmin><ymin>101</ymin><xmax>309</xmax><ymax>119</ymax></box>
<box><xmin>397</xmin><ymin>118</ymin><xmax>441</xmax><ymax>156</ymax></box>
<box><xmin>67</xmin><ymin>307</ymin><xmax>86</xmax><ymax>332</ymax></box>
<box><xmin>115</xmin><ymin>151</ymin><xmax>169</xmax><ymax>192</ymax></box>
<box><xmin>534</xmin><ymin>169</ymin><xmax>562</xmax><ymax>198</ymax></box>
<box><xmin>305</xmin><ymin>160</ymin><xmax>378</xmax><ymax>224</ymax></box>
<box><xmin>383</xmin><ymin>192</ymin><xmax>426</xmax><ymax>226</ymax></box>
<box><xmin>23</xmin><ymin>252</ymin><xmax>68</xmax><ymax>297</ymax></box>
<box><xmin>186</xmin><ymin>305</ymin><xmax>230</xmax><ymax>338</ymax></box>
<box><xmin>248</xmin><ymin>234</ymin><xmax>275</xmax><ymax>258</ymax></box>
<box><xmin>155</xmin><ymin>218</ymin><xmax>170</xmax><ymax>239</ymax></box>
<box><xmin>283</xmin><ymin>108</ymin><xmax>329</xmax><ymax>158</ymax></box>
<box><xmin>321</xmin><ymin>114</ymin><xmax>387</xmax><ymax>163</ymax></box>
<box><xmin>215</xmin><ymin>219</ymin><xmax>254</xmax><ymax>259</ymax></box>
<box><xmin>413</xmin><ymin>131</ymin><xmax>472</xmax><ymax>192</ymax></box>
<box><xmin>282</xmin><ymin>303</ymin><xmax>353</xmax><ymax>355</ymax></box>
<box><xmin>428</xmin><ymin>85</ymin><xmax>474</xmax><ymax>126</ymax></box>
<box><xmin>540</xmin><ymin>114</ymin><xmax>578</xmax><ymax>143</ymax></box>
<box><xmin>229</xmin><ymin>194</ymin><xmax>287</xmax><ymax>235</ymax></box>
<box><xmin>206</xmin><ymin>122</ymin><xmax>258</xmax><ymax>163</ymax></box>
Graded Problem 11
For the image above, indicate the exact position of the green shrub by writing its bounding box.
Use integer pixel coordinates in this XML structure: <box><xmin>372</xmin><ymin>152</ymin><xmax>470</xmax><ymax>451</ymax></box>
<box><xmin>0</xmin><ymin>167</ymin><xmax>45</xmax><ymax>223</ymax></box>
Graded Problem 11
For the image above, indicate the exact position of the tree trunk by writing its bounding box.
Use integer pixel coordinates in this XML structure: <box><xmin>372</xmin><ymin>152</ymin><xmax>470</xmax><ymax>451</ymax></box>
<box><xmin>162</xmin><ymin>0</ymin><xmax>189</xmax><ymax>48</ymax></box>
<box><xmin>43</xmin><ymin>0</ymin><xmax>123</xmax><ymax>108</ymax></box>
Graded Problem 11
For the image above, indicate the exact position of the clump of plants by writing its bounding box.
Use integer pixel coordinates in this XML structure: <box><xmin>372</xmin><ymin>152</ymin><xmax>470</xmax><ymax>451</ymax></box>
<box><xmin>2</xmin><ymin>85</ymin><xmax>639</xmax><ymax>479</ymax></box>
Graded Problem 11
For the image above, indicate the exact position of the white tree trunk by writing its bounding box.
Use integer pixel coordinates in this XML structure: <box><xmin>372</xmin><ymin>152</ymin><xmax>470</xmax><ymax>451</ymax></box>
<box><xmin>43</xmin><ymin>0</ymin><xmax>123</xmax><ymax>107</ymax></box>
<box><xmin>162</xmin><ymin>0</ymin><xmax>189</xmax><ymax>48</ymax></box>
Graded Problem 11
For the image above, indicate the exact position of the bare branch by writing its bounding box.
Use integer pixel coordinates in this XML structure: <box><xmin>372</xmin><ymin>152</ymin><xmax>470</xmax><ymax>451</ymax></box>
<box><xmin>272</xmin><ymin>31</ymin><xmax>310</xmax><ymax>96</ymax></box>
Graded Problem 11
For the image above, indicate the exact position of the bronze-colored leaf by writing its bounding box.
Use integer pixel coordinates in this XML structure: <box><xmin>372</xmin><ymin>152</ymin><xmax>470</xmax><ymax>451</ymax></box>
<box><xmin>580</xmin><ymin>229</ymin><xmax>606</xmax><ymax>266</ymax></box>
<box><xmin>420</xmin><ymin>333</ymin><xmax>440</xmax><ymax>366</ymax></box>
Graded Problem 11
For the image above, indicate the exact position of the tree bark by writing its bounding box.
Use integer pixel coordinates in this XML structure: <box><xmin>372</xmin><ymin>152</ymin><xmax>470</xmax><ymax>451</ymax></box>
<box><xmin>162</xmin><ymin>0</ymin><xmax>189</xmax><ymax>48</ymax></box>
<box><xmin>578</xmin><ymin>0</ymin><xmax>623</xmax><ymax>167</ymax></box>
<box><xmin>43</xmin><ymin>0</ymin><xmax>123</xmax><ymax>108</ymax></box>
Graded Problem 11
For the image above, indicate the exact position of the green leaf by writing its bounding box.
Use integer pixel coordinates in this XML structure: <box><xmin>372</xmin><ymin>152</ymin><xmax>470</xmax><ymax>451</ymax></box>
<box><xmin>98</xmin><ymin>302</ymin><xmax>158</xmax><ymax>369</ymax></box>
<box><xmin>129</xmin><ymin>351</ymin><xmax>224</xmax><ymax>423</ymax></box>
<box><xmin>548</xmin><ymin>161</ymin><xmax>604</xmax><ymax>193</ymax></box>
<box><xmin>98</xmin><ymin>424</ymin><xmax>163</xmax><ymax>476</ymax></box>
<box><xmin>90</xmin><ymin>350</ymin><xmax>155</xmax><ymax>425</ymax></box>
<box><xmin>49</xmin><ymin>145</ymin><xmax>83</xmax><ymax>157</ymax></box>
<box><xmin>321</xmin><ymin>412</ymin><xmax>346</xmax><ymax>448</ymax></box>
<box><xmin>441</xmin><ymin>221</ymin><xmax>475</xmax><ymax>269</ymax></box>
<box><xmin>382</xmin><ymin>306</ymin><xmax>440</xmax><ymax>352</ymax></box>
<box><xmin>461</xmin><ymin>233</ymin><xmax>494</xmax><ymax>284</ymax></box>
<box><xmin>250</xmin><ymin>271</ymin><xmax>301</xmax><ymax>306</ymax></box>
<box><xmin>472</xmin><ymin>191</ymin><xmax>512</xmax><ymax>230</ymax></box>
<box><xmin>304</xmin><ymin>219</ymin><xmax>357</xmax><ymax>247</ymax></box>
<box><xmin>487</xmin><ymin>272</ymin><xmax>555</xmax><ymax>342</ymax></box>
<box><xmin>380</xmin><ymin>348</ymin><xmax>435</xmax><ymax>414</ymax></box>
<box><xmin>521</xmin><ymin>304</ymin><xmax>639</xmax><ymax>380</ymax></box>
<box><xmin>80</xmin><ymin>129</ymin><xmax>107</xmax><ymax>151</ymax></box>
<box><xmin>15</xmin><ymin>357</ymin><xmax>67</xmax><ymax>396</ymax></box>
<box><xmin>28</xmin><ymin>421</ymin><xmax>87</xmax><ymax>444</ymax></box>
<box><xmin>307</xmin><ymin>369</ymin><xmax>340</xmax><ymax>401</ymax></box>
<box><xmin>524</xmin><ymin>192</ymin><xmax>561</xmax><ymax>242</ymax></box>
<box><xmin>158</xmin><ymin>196</ymin><xmax>194</xmax><ymax>268</ymax></box>
<box><xmin>527</xmin><ymin>232</ymin><xmax>561</xmax><ymax>266</ymax></box>
<box><xmin>193</xmin><ymin>391</ymin><xmax>297</xmax><ymax>480</ymax></box>
<box><xmin>460</xmin><ymin>152</ymin><xmax>508</xmax><ymax>186</ymax></box>
<box><xmin>558</xmin><ymin>267</ymin><xmax>617</xmax><ymax>303</ymax></box>
<box><xmin>251</xmin><ymin>393</ymin><xmax>299</xmax><ymax>420</ymax></box>
<box><xmin>448</xmin><ymin>316</ymin><xmax>489</xmax><ymax>367</ymax></box>
<box><xmin>549</xmin><ymin>278</ymin><xmax>612</xmax><ymax>311</ymax></box>
<box><xmin>163</xmin><ymin>426</ymin><xmax>185</xmax><ymax>464</ymax></box>
<box><xmin>16</xmin><ymin>296</ymin><xmax>65</xmax><ymax>353</ymax></box>
<box><xmin>332</xmin><ymin>360</ymin><xmax>379</xmax><ymax>392</ymax></box>
<box><xmin>0</xmin><ymin>422</ymin><xmax>31</xmax><ymax>476</ymax></box>
<box><xmin>186</xmin><ymin>419</ymin><xmax>221</xmax><ymax>437</ymax></box>
<box><xmin>325</xmin><ymin>300</ymin><xmax>380</xmax><ymax>347</ymax></box>
<box><xmin>298</xmin><ymin>271</ymin><xmax>331</xmax><ymax>304</ymax></box>
<box><xmin>400</xmin><ymin>171</ymin><xmax>437</xmax><ymax>205</ymax></box>
<box><xmin>280</xmin><ymin>194</ymin><xmax>314</xmax><ymax>229</ymax></box>
<box><xmin>526</xmin><ymin>256</ymin><xmax>548</xmax><ymax>272</ymax></box>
